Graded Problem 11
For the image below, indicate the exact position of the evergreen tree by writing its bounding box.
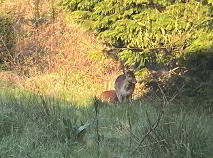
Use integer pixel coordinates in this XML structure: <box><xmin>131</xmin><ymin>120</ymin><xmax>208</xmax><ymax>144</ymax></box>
<box><xmin>60</xmin><ymin>0</ymin><xmax>213</xmax><ymax>70</ymax></box>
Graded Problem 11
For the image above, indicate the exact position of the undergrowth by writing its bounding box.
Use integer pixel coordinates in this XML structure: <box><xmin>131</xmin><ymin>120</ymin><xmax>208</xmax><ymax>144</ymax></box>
<box><xmin>0</xmin><ymin>88</ymin><xmax>212</xmax><ymax>158</ymax></box>
<box><xmin>0</xmin><ymin>0</ymin><xmax>121</xmax><ymax>105</ymax></box>
<box><xmin>0</xmin><ymin>1</ymin><xmax>213</xmax><ymax>157</ymax></box>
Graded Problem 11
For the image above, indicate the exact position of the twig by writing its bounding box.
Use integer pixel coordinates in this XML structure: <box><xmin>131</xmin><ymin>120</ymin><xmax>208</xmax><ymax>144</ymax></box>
<box><xmin>124</xmin><ymin>126</ymin><xmax>141</xmax><ymax>144</ymax></box>
<box><xmin>145</xmin><ymin>110</ymin><xmax>170</xmax><ymax>153</ymax></box>
<box><xmin>0</xmin><ymin>37</ymin><xmax>10</xmax><ymax>54</ymax></box>
<box><xmin>116</xmin><ymin>121</ymin><xmax>140</xmax><ymax>144</ymax></box>
<box><xmin>104</xmin><ymin>46</ymin><xmax>171</xmax><ymax>53</ymax></box>
<box><xmin>131</xmin><ymin>111</ymin><xmax>163</xmax><ymax>156</ymax></box>
<box><xmin>94</xmin><ymin>97</ymin><xmax>100</xmax><ymax>157</ymax></box>
<box><xmin>169</xmin><ymin>83</ymin><xmax>185</xmax><ymax>102</ymax></box>
<box><xmin>127</xmin><ymin>103</ymin><xmax>132</xmax><ymax>151</ymax></box>
<box><xmin>51</xmin><ymin>0</ymin><xmax>56</xmax><ymax>22</ymax></box>
<box><xmin>39</xmin><ymin>94</ymin><xmax>50</xmax><ymax>116</ymax></box>
<box><xmin>0</xmin><ymin>36</ymin><xmax>13</xmax><ymax>61</ymax></box>
<box><xmin>157</xmin><ymin>84</ymin><xmax>168</xmax><ymax>105</ymax></box>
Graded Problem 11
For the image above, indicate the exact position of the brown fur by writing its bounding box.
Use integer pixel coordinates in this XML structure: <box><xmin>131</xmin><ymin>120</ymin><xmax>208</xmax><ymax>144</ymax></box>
<box><xmin>99</xmin><ymin>90</ymin><xmax>118</xmax><ymax>104</ymax></box>
<box><xmin>115</xmin><ymin>71</ymin><xmax>137</xmax><ymax>102</ymax></box>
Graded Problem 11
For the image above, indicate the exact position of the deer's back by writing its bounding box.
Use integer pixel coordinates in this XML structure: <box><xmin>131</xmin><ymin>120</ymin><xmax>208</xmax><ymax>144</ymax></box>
<box><xmin>99</xmin><ymin>90</ymin><xmax>118</xmax><ymax>103</ymax></box>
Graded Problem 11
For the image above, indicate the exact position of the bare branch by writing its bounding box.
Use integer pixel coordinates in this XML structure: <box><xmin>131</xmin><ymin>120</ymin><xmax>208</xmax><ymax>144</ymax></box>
<box><xmin>131</xmin><ymin>111</ymin><xmax>163</xmax><ymax>156</ymax></box>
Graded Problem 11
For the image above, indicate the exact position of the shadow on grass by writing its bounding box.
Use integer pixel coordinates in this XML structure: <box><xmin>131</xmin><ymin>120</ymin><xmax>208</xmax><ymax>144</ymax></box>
<box><xmin>0</xmin><ymin>82</ymin><xmax>213</xmax><ymax>158</ymax></box>
<box><xmin>0</xmin><ymin>84</ymin><xmax>97</xmax><ymax>157</ymax></box>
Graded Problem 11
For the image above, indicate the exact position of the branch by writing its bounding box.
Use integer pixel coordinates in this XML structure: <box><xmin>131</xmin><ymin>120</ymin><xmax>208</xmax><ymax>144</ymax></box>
<box><xmin>131</xmin><ymin>111</ymin><xmax>163</xmax><ymax>156</ymax></box>
<box><xmin>104</xmin><ymin>47</ymin><xmax>172</xmax><ymax>54</ymax></box>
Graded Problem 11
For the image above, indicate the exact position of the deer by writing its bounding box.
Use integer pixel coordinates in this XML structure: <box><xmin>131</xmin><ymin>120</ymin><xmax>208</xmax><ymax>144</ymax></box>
<box><xmin>98</xmin><ymin>63</ymin><xmax>139</xmax><ymax>104</ymax></box>
<box><xmin>97</xmin><ymin>80</ymin><xmax>118</xmax><ymax>104</ymax></box>
<box><xmin>115</xmin><ymin>69</ymin><xmax>137</xmax><ymax>103</ymax></box>
<box><xmin>99</xmin><ymin>70</ymin><xmax>137</xmax><ymax>103</ymax></box>
<box><xmin>99</xmin><ymin>90</ymin><xmax>118</xmax><ymax>104</ymax></box>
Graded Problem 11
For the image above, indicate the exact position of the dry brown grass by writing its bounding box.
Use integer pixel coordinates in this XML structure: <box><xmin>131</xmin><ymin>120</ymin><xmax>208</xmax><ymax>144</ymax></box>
<box><xmin>0</xmin><ymin>0</ymin><xmax>123</xmax><ymax>105</ymax></box>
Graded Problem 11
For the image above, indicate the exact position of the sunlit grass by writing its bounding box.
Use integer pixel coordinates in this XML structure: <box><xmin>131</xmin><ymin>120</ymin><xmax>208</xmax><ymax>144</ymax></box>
<box><xmin>0</xmin><ymin>1</ymin><xmax>213</xmax><ymax>157</ymax></box>
<box><xmin>0</xmin><ymin>1</ymin><xmax>120</xmax><ymax>106</ymax></box>
<box><xmin>0</xmin><ymin>0</ymin><xmax>121</xmax><ymax>106</ymax></box>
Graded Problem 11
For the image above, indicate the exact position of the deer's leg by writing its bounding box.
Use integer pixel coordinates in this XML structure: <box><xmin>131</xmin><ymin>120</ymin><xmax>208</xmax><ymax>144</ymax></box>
<box><xmin>128</xmin><ymin>95</ymin><xmax>133</xmax><ymax>102</ymax></box>
<box><xmin>116</xmin><ymin>93</ymin><xmax>123</xmax><ymax>103</ymax></box>
<box><xmin>121</xmin><ymin>96</ymin><xmax>128</xmax><ymax>102</ymax></box>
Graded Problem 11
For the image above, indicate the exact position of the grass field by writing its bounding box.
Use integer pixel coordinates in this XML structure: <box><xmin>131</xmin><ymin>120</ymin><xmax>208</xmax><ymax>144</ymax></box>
<box><xmin>0</xmin><ymin>86</ymin><xmax>213</xmax><ymax>158</ymax></box>
<box><xmin>0</xmin><ymin>0</ymin><xmax>213</xmax><ymax>157</ymax></box>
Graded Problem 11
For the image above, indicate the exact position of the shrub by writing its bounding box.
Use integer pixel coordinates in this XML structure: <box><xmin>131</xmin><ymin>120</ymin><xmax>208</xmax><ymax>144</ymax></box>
<box><xmin>60</xmin><ymin>0</ymin><xmax>213</xmax><ymax>70</ymax></box>
<box><xmin>0</xmin><ymin>13</ymin><xmax>15</xmax><ymax>63</ymax></box>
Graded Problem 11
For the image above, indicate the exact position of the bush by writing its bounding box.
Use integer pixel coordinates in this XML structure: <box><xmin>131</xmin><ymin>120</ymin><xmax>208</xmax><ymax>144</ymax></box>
<box><xmin>0</xmin><ymin>13</ymin><xmax>15</xmax><ymax>63</ymax></box>
<box><xmin>60</xmin><ymin>0</ymin><xmax>213</xmax><ymax>70</ymax></box>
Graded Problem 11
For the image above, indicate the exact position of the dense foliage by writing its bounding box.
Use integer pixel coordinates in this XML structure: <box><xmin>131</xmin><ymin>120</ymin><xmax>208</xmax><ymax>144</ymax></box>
<box><xmin>60</xmin><ymin>0</ymin><xmax>213</xmax><ymax>109</ymax></box>
<box><xmin>0</xmin><ymin>13</ymin><xmax>15</xmax><ymax>64</ymax></box>
<box><xmin>60</xmin><ymin>0</ymin><xmax>213</xmax><ymax>70</ymax></box>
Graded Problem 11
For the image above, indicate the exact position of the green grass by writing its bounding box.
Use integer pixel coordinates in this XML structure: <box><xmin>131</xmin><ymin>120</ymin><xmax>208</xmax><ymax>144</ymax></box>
<box><xmin>23</xmin><ymin>72</ymin><xmax>103</xmax><ymax>106</ymax></box>
<box><xmin>1</xmin><ymin>1</ymin><xmax>213</xmax><ymax>157</ymax></box>
<box><xmin>0</xmin><ymin>86</ymin><xmax>212</xmax><ymax>158</ymax></box>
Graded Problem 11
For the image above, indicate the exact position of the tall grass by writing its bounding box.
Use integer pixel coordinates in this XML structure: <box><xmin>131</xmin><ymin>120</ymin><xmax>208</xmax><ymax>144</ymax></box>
<box><xmin>0</xmin><ymin>0</ymin><xmax>121</xmax><ymax>106</ymax></box>
<box><xmin>0</xmin><ymin>1</ymin><xmax>213</xmax><ymax>157</ymax></box>
<box><xmin>0</xmin><ymin>88</ymin><xmax>212</xmax><ymax>158</ymax></box>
